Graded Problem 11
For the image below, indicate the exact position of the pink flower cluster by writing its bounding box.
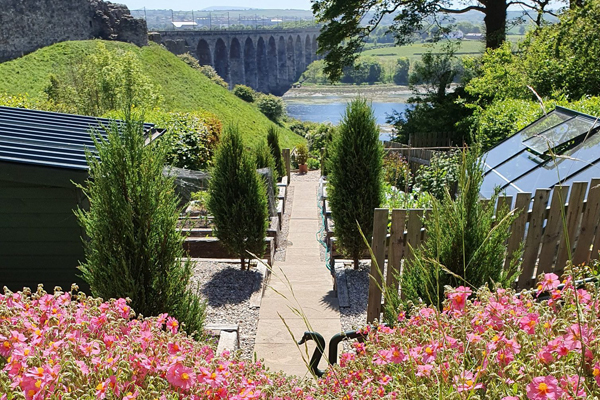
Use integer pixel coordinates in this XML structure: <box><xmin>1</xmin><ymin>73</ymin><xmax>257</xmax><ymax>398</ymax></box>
<box><xmin>0</xmin><ymin>287</ymin><xmax>312</xmax><ymax>399</ymax></box>
<box><xmin>320</xmin><ymin>276</ymin><xmax>600</xmax><ymax>399</ymax></box>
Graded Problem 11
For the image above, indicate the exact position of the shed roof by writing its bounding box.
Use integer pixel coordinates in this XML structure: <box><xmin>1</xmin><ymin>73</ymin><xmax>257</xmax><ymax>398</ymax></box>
<box><xmin>481</xmin><ymin>106</ymin><xmax>600</xmax><ymax>198</ymax></box>
<box><xmin>0</xmin><ymin>106</ymin><xmax>154</xmax><ymax>171</ymax></box>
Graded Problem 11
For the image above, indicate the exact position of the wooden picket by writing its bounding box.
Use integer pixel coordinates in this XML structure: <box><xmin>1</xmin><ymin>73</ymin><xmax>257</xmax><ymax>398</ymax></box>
<box><xmin>365</xmin><ymin>179</ymin><xmax>600</xmax><ymax>323</ymax></box>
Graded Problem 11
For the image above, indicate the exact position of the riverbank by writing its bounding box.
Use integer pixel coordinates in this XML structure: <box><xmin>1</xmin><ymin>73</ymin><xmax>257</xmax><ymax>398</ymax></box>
<box><xmin>283</xmin><ymin>84</ymin><xmax>412</xmax><ymax>102</ymax></box>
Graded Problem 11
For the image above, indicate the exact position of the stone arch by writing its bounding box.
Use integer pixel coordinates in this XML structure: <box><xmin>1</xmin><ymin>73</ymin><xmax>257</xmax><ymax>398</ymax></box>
<box><xmin>197</xmin><ymin>39</ymin><xmax>212</xmax><ymax>66</ymax></box>
<box><xmin>229</xmin><ymin>38</ymin><xmax>244</xmax><ymax>87</ymax></box>
<box><xmin>305</xmin><ymin>35</ymin><xmax>313</xmax><ymax>66</ymax></box>
<box><xmin>312</xmin><ymin>35</ymin><xmax>318</xmax><ymax>60</ymax></box>
<box><xmin>256</xmin><ymin>37</ymin><xmax>268</xmax><ymax>93</ymax></box>
<box><xmin>267</xmin><ymin>36</ymin><xmax>278</xmax><ymax>93</ymax></box>
<box><xmin>278</xmin><ymin>36</ymin><xmax>288</xmax><ymax>87</ymax></box>
<box><xmin>286</xmin><ymin>36</ymin><xmax>296</xmax><ymax>84</ymax></box>
<box><xmin>244</xmin><ymin>37</ymin><xmax>257</xmax><ymax>89</ymax></box>
<box><xmin>295</xmin><ymin>35</ymin><xmax>304</xmax><ymax>80</ymax></box>
<box><xmin>214</xmin><ymin>38</ymin><xmax>229</xmax><ymax>84</ymax></box>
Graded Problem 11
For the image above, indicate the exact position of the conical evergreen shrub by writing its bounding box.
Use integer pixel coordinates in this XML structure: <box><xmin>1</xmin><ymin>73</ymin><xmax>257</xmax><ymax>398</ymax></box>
<box><xmin>208</xmin><ymin>126</ymin><xmax>269</xmax><ymax>269</ymax></box>
<box><xmin>76</xmin><ymin>113</ymin><xmax>206</xmax><ymax>337</ymax></box>
<box><xmin>267</xmin><ymin>126</ymin><xmax>285</xmax><ymax>178</ymax></box>
<box><xmin>255</xmin><ymin>139</ymin><xmax>278</xmax><ymax>195</ymax></box>
<box><xmin>328</xmin><ymin>98</ymin><xmax>383</xmax><ymax>269</ymax></box>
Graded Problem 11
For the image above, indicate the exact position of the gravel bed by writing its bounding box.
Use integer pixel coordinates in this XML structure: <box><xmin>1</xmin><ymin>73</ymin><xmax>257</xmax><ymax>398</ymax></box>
<box><xmin>191</xmin><ymin>261</ymin><xmax>262</xmax><ymax>360</ymax></box>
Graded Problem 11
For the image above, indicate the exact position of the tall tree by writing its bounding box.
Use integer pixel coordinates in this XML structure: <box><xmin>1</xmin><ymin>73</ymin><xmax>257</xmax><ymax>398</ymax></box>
<box><xmin>312</xmin><ymin>0</ymin><xmax>557</xmax><ymax>80</ymax></box>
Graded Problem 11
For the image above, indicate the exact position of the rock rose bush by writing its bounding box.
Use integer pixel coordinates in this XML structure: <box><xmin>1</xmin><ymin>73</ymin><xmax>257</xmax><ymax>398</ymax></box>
<box><xmin>320</xmin><ymin>272</ymin><xmax>600</xmax><ymax>399</ymax></box>
<box><xmin>0</xmin><ymin>286</ymin><xmax>312</xmax><ymax>400</ymax></box>
<box><xmin>2</xmin><ymin>270</ymin><xmax>599</xmax><ymax>400</ymax></box>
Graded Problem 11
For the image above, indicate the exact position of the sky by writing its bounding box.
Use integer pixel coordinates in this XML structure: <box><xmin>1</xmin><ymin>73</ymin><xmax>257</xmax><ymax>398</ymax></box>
<box><xmin>118</xmin><ymin>0</ymin><xmax>312</xmax><ymax>10</ymax></box>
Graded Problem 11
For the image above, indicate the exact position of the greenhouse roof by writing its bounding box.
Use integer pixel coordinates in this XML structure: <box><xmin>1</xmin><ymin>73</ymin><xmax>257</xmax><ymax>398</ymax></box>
<box><xmin>480</xmin><ymin>106</ymin><xmax>600</xmax><ymax>198</ymax></box>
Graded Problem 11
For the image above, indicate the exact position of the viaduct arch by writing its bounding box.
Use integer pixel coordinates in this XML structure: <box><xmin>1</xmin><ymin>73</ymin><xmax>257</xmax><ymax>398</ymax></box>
<box><xmin>151</xmin><ymin>27</ymin><xmax>321</xmax><ymax>96</ymax></box>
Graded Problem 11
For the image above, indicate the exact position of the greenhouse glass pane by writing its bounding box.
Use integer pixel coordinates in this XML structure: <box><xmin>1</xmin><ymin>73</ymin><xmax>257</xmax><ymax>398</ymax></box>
<box><xmin>511</xmin><ymin>131</ymin><xmax>600</xmax><ymax>192</ymax></box>
<box><xmin>482</xmin><ymin>110</ymin><xmax>570</xmax><ymax>170</ymax></box>
<box><xmin>493</xmin><ymin>151</ymin><xmax>544</xmax><ymax>181</ymax></box>
<box><xmin>481</xmin><ymin>171</ymin><xmax>510</xmax><ymax>199</ymax></box>
<box><xmin>523</xmin><ymin>116</ymin><xmax>599</xmax><ymax>154</ymax></box>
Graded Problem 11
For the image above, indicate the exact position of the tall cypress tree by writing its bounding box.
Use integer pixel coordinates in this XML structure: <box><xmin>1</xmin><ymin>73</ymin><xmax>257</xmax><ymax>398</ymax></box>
<box><xmin>208</xmin><ymin>126</ymin><xmax>269</xmax><ymax>269</ymax></box>
<box><xmin>328</xmin><ymin>98</ymin><xmax>383</xmax><ymax>269</ymax></box>
<box><xmin>76</xmin><ymin>113</ymin><xmax>205</xmax><ymax>336</ymax></box>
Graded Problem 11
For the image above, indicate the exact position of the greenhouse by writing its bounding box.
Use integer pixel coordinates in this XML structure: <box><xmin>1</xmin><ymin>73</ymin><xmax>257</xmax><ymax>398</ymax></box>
<box><xmin>481</xmin><ymin>106</ymin><xmax>600</xmax><ymax>198</ymax></box>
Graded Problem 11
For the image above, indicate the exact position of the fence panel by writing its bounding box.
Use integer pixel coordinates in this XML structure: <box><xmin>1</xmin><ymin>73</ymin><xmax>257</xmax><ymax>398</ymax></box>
<box><xmin>574</xmin><ymin>178</ymin><xmax>600</xmax><ymax>264</ymax></box>
<box><xmin>518</xmin><ymin>189</ymin><xmax>550</xmax><ymax>289</ymax></box>
<box><xmin>555</xmin><ymin>181</ymin><xmax>587</xmax><ymax>274</ymax></box>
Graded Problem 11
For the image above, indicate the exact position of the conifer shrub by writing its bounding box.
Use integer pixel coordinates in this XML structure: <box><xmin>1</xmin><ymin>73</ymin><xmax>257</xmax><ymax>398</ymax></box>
<box><xmin>208</xmin><ymin>126</ymin><xmax>269</xmax><ymax>269</ymax></box>
<box><xmin>75</xmin><ymin>112</ymin><xmax>206</xmax><ymax>337</ymax></box>
<box><xmin>267</xmin><ymin>126</ymin><xmax>286</xmax><ymax>178</ymax></box>
<box><xmin>328</xmin><ymin>98</ymin><xmax>383</xmax><ymax>269</ymax></box>
<box><xmin>398</xmin><ymin>148</ymin><xmax>520</xmax><ymax>314</ymax></box>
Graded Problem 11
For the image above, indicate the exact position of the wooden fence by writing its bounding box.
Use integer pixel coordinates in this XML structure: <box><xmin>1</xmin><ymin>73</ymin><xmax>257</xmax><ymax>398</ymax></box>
<box><xmin>408</xmin><ymin>132</ymin><xmax>453</xmax><ymax>147</ymax></box>
<box><xmin>367</xmin><ymin>179</ymin><xmax>600</xmax><ymax>322</ymax></box>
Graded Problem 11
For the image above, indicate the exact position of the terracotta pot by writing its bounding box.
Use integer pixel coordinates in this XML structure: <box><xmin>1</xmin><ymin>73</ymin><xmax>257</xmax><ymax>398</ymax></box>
<box><xmin>299</xmin><ymin>164</ymin><xmax>308</xmax><ymax>174</ymax></box>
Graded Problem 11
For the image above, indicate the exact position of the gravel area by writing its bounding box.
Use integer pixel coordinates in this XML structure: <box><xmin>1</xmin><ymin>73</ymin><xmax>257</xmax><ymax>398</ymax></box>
<box><xmin>339</xmin><ymin>261</ymin><xmax>369</xmax><ymax>333</ymax></box>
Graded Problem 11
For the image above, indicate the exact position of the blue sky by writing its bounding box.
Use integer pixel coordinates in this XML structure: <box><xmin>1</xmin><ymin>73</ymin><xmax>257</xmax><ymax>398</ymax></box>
<box><xmin>119</xmin><ymin>0</ymin><xmax>312</xmax><ymax>10</ymax></box>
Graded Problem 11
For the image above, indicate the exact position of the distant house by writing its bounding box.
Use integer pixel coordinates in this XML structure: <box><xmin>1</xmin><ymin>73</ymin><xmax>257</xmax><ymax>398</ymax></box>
<box><xmin>481</xmin><ymin>106</ymin><xmax>600</xmax><ymax>199</ymax></box>
<box><xmin>0</xmin><ymin>106</ymin><xmax>154</xmax><ymax>292</ymax></box>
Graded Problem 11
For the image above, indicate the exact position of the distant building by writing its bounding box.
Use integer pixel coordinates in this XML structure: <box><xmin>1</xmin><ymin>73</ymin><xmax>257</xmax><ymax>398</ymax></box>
<box><xmin>465</xmin><ymin>33</ymin><xmax>484</xmax><ymax>40</ymax></box>
<box><xmin>172</xmin><ymin>21</ymin><xmax>198</xmax><ymax>29</ymax></box>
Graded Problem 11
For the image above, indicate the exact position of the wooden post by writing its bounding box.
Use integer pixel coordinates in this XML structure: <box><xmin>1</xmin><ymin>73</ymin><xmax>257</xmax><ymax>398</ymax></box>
<box><xmin>574</xmin><ymin>178</ymin><xmax>600</xmax><ymax>264</ymax></box>
<box><xmin>367</xmin><ymin>208</ymin><xmax>389</xmax><ymax>323</ymax></box>
<box><xmin>518</xmin><ymin>189</ymin><xmax>550</xmax><ymax>289</ymax></box>
<box><xmin>282</xmin><ymin>148</ymin><xmax>291</xmax><ymax>182</ymax></box>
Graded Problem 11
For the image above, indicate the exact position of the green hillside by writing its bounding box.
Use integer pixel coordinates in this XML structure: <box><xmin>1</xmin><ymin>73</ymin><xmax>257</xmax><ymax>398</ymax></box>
<box><xmin>0</xmin><ymin>40</ymin><xmax>303</xmax><ymax>148</ymax></box>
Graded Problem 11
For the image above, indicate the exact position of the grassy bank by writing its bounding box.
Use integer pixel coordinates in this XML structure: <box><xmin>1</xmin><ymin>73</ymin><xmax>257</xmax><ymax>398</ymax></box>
<box><xmin>0</xmin><ymin>40</ymin><xmax>304</xmax><ymax>148</ymax></box>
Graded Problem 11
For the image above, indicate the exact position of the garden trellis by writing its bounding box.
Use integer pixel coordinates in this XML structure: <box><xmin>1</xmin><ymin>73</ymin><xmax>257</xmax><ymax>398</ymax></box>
<box><xmin>367</xmin><ymin>178</ymin><xmax>600</xmax><ymax>322</ymax></box>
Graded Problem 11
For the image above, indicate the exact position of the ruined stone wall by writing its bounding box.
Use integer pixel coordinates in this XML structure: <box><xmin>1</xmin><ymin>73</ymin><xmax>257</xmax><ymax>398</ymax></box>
<box><xmin>0</xmin><ymin>0</ymin><xmax>148</xmax><ymax>62</ymax></box>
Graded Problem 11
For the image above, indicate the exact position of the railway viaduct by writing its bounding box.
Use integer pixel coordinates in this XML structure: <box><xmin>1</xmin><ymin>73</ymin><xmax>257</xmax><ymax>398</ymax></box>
<box><xmin>150</xmin><ymin>27</ymin><xmax>321</xmax><ymax>95</ymax></box>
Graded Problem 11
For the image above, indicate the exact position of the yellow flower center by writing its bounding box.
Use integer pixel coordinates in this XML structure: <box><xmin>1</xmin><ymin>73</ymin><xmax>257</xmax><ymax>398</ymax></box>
<box><xmin>593</xmin><ymin>368</ymin><xmax>600</xmax><ymax>377</ymax></box>
<box><xmin>2</xmin><ymin>341</ymin><xmax>9</xmax><ymax>349</ymax></box>
<box><xmin>528</xmin><ymin>320</ymin><xmax>536</xmax><ymax>327</ymax></box>
<box><xmin>425</xmin><ymin>347</ymin><xmax>433</xmax><ymax>355</ymax></box>
<box><xmin>538</xmin><ymin>382</ymin><xmax>548</xmax><ymax>393</ymax></box>
<box><xmin>35</xmin><ymin>380</ymin><xmax>42</xmax><ymax>389</ymax></box>
<box><xmin>466</xmin><ymin>379</ymin><xmax>474</xmax><ymax>386</ymax></box>
<box><xmin>181</xmin><ymin>372</ymin><xmax>189</xmax><ymax>380</ymax></box>
<box><xmin>211</xmin><ymin>372</ymin><xmax>217</xmax><ymax>379</ymax></box>
<box><xmin>96</xmin><ymin>383</ymin><xmax>104</xmax><ymax>391</ymax></box>
<box><xmin>36</xmin><ymin>367</ymin><xmax>44</xmax><ymax>375</ymax></box>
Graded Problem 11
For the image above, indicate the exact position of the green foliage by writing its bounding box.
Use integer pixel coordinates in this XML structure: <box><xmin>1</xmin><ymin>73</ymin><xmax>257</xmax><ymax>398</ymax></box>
<box><xmin>392</xmin><ymin>58</ymin><xmax>410</xmax><ymax>85</ymax></box>
<box><xmin>45</xmin><ymin>42</ymin><xmax>162</xmax><ymax>116</ymax></box>
<box><xmin>233</xmin><ymin>85</ymin><xmax>257</xmax><ymax>102</ymax></box>
<box><xmin>198</xmin><ymin>65</ymin><xmax>229</xmax><ymax>89</ymax></box>
<box><xmin>75</xmin><ymin>113</ymin><xmax>205</xmax><ymax>337</ymax></box>
<box><xmin>307</xmin><ymin>157</ymin><xmax>320</xmax><ymax>170</ymax></box>
<box><xmin>0</xmin><ymin>40</ymin><xmax>303</xmax><ymax>148</ymax></box>
<box><xmin>341</xmin><ymin>57</ymin><xmax>384</xmax><ymax>84</ymax></box>
<box><xmin>256</xmin><ymin>94</ymin><xmax>286</xmax><ymax>122</ymax></box>
<box><xmin>327</xmin><ymin>98</ymin><xmax>383</xmax><ymax>268</ymax></box>
<box><xmin>382</xmin><ymin>152</ymin><xmax>412</xmax><ymax>191</ymax></box>
<box><xmin>400</xmin><ymin>149</ymin><xmax>520</xmax><ymax>309</ymax></box>
<box><xmin>296</xmin><ymin>143</ymin><xmax>309</xmax><ymax>165</ymax></box>
<box><xmin>414</xmin><ymin>151</ymin><xmax>460</xmax><ymax>200</ymax></box>
<box><xmin>151</xmin><ymin>111</ymin><xmax>221</xmax><ymax>171</ymax></box>
<box><xmin>208</xmin><ymin>126</ymin><xmax>269</xmax><ymax>269</ymax></box>
<box><xmin>299</xmin><ymin>60</ymin><xmax>332</xmax><ymax>85</ymax></box>
<box><xmin>267</xmin><ymin>126</ymin><xmax>285</xmax><ymax>178</ymax></box>
<box><xmin>382</xmin><ymin>185</ymin><xmax>433</xmax><ymax>210</ymax></box>
<box><xmin>177</xmin><ymin>52</ymin><xmax>201</xmax><ymax>70</ymax></box>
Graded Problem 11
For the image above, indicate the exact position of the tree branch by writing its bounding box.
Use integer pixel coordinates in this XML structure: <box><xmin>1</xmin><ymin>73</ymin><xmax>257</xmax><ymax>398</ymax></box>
<box><xmin>507</xmin><ymin>1</ymin><xmax>537</xmax><ymax>9</ymax></box>
<box><xmin>438</xmin><ymin>5</ymin><xmax>486</xmax><ymax>13</ymax></box>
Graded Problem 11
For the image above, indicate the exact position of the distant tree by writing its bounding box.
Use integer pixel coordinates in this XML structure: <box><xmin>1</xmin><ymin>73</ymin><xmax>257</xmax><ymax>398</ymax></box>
<box><xmin>327</xmin><ymin>98</ymin><xmax>383</xmax><ymax>269</ymax></box>
<box><xmin>208</xmin><ymin>126</ymin><xmax>269</xmax><ymax>269</ymax></box>
<box><xmin>392</xmin><ymin>58</ymin><xmax>410</xmax><ymax>86</ymax></box>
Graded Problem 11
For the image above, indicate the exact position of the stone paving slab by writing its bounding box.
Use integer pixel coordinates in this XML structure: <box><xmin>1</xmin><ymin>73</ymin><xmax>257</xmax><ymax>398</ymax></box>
<box><xmin>254</xmin><ymin>175</ymin><xmax>340</xmax><ymax>376</ymax></box>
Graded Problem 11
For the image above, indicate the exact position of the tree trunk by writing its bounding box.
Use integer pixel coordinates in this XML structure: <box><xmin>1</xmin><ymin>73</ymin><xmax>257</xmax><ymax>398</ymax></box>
<box><xmin>241</xmin><ymin>256</ymin><xmax>246</xmax><ymax>270</ymax></box>
<box><xmin>354</xmin><ymin>254</ymin><xmax>359</xmax><ymax>270</ymax></box>
<box><xmin>484</xmin><ymin>0</ymin><xmax>508</xmax><ymax>49</ymax></box>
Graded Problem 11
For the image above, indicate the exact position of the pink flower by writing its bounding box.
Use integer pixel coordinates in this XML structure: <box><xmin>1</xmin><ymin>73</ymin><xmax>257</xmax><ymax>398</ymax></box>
<box><xmin>447</xmin><ymin>286</ymin><xmax>472</xmax><ymax>312</ymax></box>
<box><xmin>560</xmin><ymin>375</ymin><xmax>585</xmax><ymax>399</ymax></box>
<box><xmin>166</xmin><ymin>317</ymin><xmax>179</xmax><ymax>334</ymax></box>
<box><xmin>166</xmin><ymin>362</ymin><xmax>195</xmax><ymax>390</ymax></box>
<box><xmin>527</xmin><ymin>376</ymin><xmax>562</xmax><ymax>400</ymax></box>
<box><xmin>537</xmin><ymin>273</ymin><xmax>560</xmax><ymax>293</ymax></box>
<box><xmin>519</xmin><ymin>313</ymin><xmax>539</xmax><ymax>335</ymax></box>
<box><xmin>593</xmin><ymin>363</ymin><xmax>600</xmax><ymax>386</ymax></box>
<box><xmin>453</xmin><ymin>370</ymin><xmax>483</xmax><ymax>392</ymax></box>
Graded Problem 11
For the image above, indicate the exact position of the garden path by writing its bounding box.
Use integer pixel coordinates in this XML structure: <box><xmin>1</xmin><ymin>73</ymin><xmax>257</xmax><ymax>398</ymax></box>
<box><xmin>254</xmin><ymin>172</ymin><xmax>340</xmax><ymax>377</ymax></box>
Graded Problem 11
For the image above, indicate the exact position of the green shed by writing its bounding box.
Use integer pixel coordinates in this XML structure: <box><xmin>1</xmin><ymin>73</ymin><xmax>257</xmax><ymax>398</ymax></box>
<box><xmin>0</xmin><ymin>106</ymin><xmax>154</xmax><ymax>293</ymax></box>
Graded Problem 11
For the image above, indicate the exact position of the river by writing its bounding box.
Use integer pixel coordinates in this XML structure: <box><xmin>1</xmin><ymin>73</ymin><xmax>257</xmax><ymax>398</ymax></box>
<box><xmin>282</xmin><ymin>85</ymin><xmax>411</xmax><ymax>141</ymax></box>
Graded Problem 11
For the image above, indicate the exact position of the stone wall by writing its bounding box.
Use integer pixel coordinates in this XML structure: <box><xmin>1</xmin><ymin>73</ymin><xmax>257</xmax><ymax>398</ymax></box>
<box><xmin>0</xmin><ymin>0</ymin><xmax>147</xmax><ymax>63</ymax></box>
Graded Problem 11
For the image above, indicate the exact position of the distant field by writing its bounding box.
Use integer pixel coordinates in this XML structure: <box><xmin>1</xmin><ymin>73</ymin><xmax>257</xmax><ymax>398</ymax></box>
<box><xmin>361</xmin><ymin>35</ymin><xmax>525</xmax><ymax>62</ymax></box>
